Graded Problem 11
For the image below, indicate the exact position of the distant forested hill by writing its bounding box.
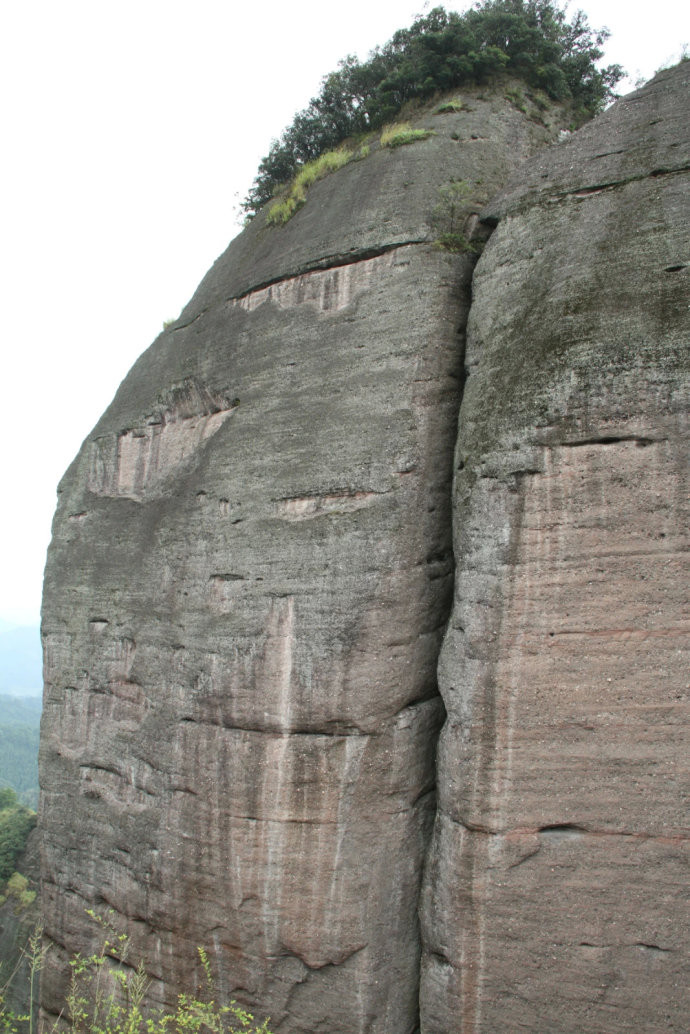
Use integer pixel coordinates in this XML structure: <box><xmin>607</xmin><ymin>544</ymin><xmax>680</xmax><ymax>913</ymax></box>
<box><xmin>0</xmin><ymin>624</ymin><xmax>42</xmax><ymax>696</ymax></box>
<box><xmin>0</xmin><ymin>695</ymin><xmax>41</xmax><ymax>808</ymax></box>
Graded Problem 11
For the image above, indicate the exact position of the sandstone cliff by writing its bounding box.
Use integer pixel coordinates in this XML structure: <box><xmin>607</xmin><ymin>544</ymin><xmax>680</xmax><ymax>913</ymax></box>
<box><xmin>39</xmin><ymin>67</ymin><xmax>688</xmax><ymax>1033</ymax></box>
<box><xmin>421</xmin><ymin>61</ymin><xmax>689</xmax><ymax>1033</ymax></box>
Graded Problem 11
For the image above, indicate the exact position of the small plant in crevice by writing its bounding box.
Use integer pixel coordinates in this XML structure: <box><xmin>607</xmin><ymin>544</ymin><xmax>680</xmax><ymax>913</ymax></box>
<box><xmin>431</xmin><ymin>180</ymin><xmax>484</xmax><ymax>254</ymax></box>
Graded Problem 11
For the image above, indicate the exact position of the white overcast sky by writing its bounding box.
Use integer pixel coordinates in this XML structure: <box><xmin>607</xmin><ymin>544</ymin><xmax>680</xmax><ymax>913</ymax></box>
<box><xmin>1</xmin><ymin>0</ymin><xmax>687</xmax><ymax>626</ymax></box>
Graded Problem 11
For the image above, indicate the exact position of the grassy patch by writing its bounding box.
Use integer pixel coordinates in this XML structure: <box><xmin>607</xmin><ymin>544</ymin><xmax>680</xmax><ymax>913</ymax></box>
<box><xmin>505</xmin><ymin>87</ymin><xmax>528</xmax><ymax>113</ymax></box>
<box><xmin>380</xmin><ymin>122</ymin><xmax>435</xmax><ymax>148</ymax></box>
<box><xmin>267</xmin><ymin>147</ymin><xmax>354</xmax><ymax>226</ymax></box>
<box><xmin>266</xmin><ymin>195</ymin><xmax>302</xmax><ymax>226</ymax></box>
<box><xmin>435</xmin><ymin>99</ymin><xmax>470</xmax><ymax>114</ymax></box>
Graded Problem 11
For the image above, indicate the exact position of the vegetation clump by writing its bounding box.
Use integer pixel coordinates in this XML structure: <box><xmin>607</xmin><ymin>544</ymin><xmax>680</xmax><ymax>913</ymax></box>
<box><xmin>435</xmin><ymin>98</ymin><xmax>471</xmax><ymax>113</ymax></box>
<box><xmin>0</xmin><ymin>789</ymin><xmax>36</xmax><ymax>885</ymax></box>
<box><xmin>380</xmin><ymin>122</ymin><xmax>435</xmax><ymax>148</ymax></box>
<box><xmin>431</xmin><ymin>179</ymin><xmax>485</xmax><ymax>253</ymax></box>
<box><xmin>505</xmin><ymin>85</ymin><xmax>528</xmax><ymax>111</ymax></box>
<box><xmin>0</xmin><ymin>696</ymin><xmax>41</xmax><ymax>809</ymax></box>
<box><xmin>243</xmin><ymin>0</ymin><xmax>623</xmax><ymax>216</ymax></box>
<box><xmin>266</xmin><ymin>147</ymin><xmax>354</xmax><ymax>225</ymax></box>
<box><xmin>0</xmin><ymin>912</ymin><xmax>273</xmax><ymax>1034</ymax></box>
<box><xmin>0</xmin><ymin>872</ymin><xmax>35</xmax><ymax>912</ymax></box>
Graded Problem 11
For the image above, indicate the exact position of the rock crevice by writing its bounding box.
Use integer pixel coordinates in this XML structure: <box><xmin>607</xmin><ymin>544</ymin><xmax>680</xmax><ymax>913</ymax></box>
<box><xmin>421</xmin><ymin>61</ymin><xmax>689</xmax><ymax>1034</ymax></box>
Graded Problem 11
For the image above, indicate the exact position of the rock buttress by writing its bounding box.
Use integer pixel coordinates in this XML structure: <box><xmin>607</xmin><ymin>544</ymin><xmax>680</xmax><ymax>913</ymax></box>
<box><xmin>39</xmin><ymin>90</ymin><xmax>569</xmax><ymax>1032</ymax></box>
<box><xmin>420</xmin><ymin>63</ymin><xmax>689</xmax><ymax>1033</ymax></box>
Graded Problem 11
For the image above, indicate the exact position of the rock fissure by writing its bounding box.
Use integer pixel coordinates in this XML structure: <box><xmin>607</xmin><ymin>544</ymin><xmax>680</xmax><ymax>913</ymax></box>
<box><xmin>560</xmin><ymin>434</ymin><xmax>660</xmax><ymax>447</ymax></box>
<box><xmin>444</xmin><ymin>812</ymin><xmax>690</xmax><ymax>842</ymax></box>
<box><xmin>169</xmin><ymin>308</ymin><xmax>209</xmax><ymax>332</ymax></box>
<box><xmin>484</xmin><ymin>162</ymin><xmax>690</xmax><ymax>223</ymax></box>
<box><xmin>229</xmin><ymin>240</ymin><xmax>428</xmax><ymax>305</ymax></box>
<box><xmin>177</xmin><ymin>716</ymin><xmax>377</xmax><ymax>737</ymax></box>
<box><xmin>547</xmin><ymin>625</ymin><xmax>689</xmax><ymax>639</ymax></box>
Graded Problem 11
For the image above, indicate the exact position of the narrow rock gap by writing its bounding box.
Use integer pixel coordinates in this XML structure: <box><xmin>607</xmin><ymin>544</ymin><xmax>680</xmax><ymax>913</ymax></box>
<box><xmin>561</xmin><ymin>434</ymin><xmax>658</xmax><ymax>447</ymax></box>
<box><xmin>413</xmin><ymin>235</ymin><xmax>495</xmax><ymax>1034</ymax></box>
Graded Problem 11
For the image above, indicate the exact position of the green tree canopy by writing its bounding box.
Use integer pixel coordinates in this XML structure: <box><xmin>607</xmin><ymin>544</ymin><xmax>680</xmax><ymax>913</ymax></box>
<box><xmin>243</xmin><ymin>0</ymin><xmax>623</xmax><ymax>215</ymax></box>
<box><xmin>0</xmin><ymin>696</ymin><xmax>41</xmax><ymax>809</ymax></box>
<box><xmin>0</xmin><ymin>790</ymin><xmax>36</xmax><ymax>882</ymax></box>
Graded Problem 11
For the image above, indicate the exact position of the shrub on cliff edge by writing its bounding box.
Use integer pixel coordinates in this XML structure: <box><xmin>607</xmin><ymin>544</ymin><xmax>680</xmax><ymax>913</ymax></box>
<box><xmin>243</xmin><ymin>0</ymin><xmax>623</xmax><ymax>215</ymax></box>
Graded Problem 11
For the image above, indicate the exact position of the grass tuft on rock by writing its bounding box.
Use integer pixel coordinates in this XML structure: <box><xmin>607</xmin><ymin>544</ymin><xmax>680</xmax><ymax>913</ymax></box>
<box><xmin>267</xmin><ymin>147</ymin><xmax>354</xmax><ymax>225</ymax></box>
<box><xmin>380</xmin><ymin>122</ymin><xmax>435</xmax><ymax>148</ymax></box>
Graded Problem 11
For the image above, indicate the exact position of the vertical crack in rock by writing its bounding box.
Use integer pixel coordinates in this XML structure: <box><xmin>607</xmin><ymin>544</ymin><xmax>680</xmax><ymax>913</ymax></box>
<box><xmin>411</xmin><ymin>232</ymin><xmax>490</xmax><ymax>1034</ymax></box>
<box><xmin>420</xmin><ymin>62</ymin><xmax>690</xmax><ymax>1034</ymax></box>
<box><xmin>41</xmin><ymin>238</ymin><xmax>480</xmax><ymax>1034</ymax></box>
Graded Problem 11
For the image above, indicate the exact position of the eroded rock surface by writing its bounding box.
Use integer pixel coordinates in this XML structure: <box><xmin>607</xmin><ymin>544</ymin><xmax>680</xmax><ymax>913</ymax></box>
<box><xmin>420</xmin><ymin>63</ymin><xmax>689</xmax><ymax>1033</ymax></box>
<box><xmin>39</xmin><ymin>89</ymin><xmax>567</xmax><ymax>1033</ymax></box>
<box><xmin>40</xmin><ymin>67</ymin><xmax>688</xmax><ymax>1034</ymax></box>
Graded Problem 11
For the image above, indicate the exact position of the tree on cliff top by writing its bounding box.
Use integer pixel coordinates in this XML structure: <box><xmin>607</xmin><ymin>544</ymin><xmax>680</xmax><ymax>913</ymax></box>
<box><xmin>243</xmin><ymin>0</ymin><xmax>623</xmax><ymax>214</ymax></box>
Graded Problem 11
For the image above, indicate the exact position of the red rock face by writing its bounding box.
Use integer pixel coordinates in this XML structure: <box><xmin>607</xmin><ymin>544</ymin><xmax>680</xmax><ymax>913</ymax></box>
<box><xmin>40</xmin><ymin>92</ymin><xmax>569</xmax><ymax>1034</ymax></box>
<box><xmin>39</xmin><ymin>67</ymin><xmax>689</xmax><ymax>1034</ymax></box>
<box><xmin>40</xmin><ymin>250</ymin><xmax>458</xmax><ymax>1032</ymax></box>
<box><xmin>421</xmin><ymin>63</ymin><xmax>689</xmax><ymax>1033</ymax></box>
<box><xmin>423</xmin><ymin>434</ymin><xmax>688</xmax><ymax>1032</ymax></box>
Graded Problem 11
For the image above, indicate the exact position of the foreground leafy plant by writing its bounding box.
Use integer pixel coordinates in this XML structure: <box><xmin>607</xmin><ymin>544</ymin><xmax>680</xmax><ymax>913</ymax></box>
<box><xmin>0</xmin><ymin>913</ymin><xmax>272</xmax><ymax>1034</ymax></box>
<box><xmin>0</xmin><ymin>925</ymin><xmax>42</xmax><ymax>1034</ymax></box>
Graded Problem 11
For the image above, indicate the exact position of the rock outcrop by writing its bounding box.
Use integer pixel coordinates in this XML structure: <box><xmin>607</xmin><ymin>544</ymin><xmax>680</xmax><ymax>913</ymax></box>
<box><xmin>40</xmin><ymin>87</ymin><xmax>567</xmax><ymax>1033</ymax></box>
<box><xmin>39</xmin><ymin>66</ymin><xmax>688</xmax><ymax>1033</ymax></box>
<box><xmin>421</xmin><ymin>62</ymin><xmax>689</xmax><ymax>1033</ymax></box>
